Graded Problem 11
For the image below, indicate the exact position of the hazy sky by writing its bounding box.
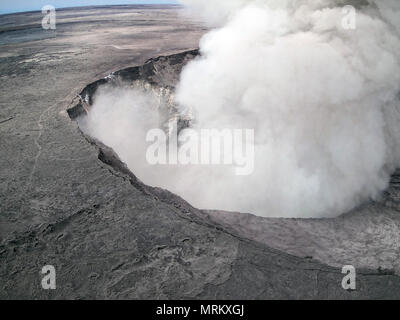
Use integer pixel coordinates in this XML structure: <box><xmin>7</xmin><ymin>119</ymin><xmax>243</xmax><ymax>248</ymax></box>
<box><xmin>0</xmin><ymin>0</ymin><xmax>178</xmax><ymax>15</ymax></box>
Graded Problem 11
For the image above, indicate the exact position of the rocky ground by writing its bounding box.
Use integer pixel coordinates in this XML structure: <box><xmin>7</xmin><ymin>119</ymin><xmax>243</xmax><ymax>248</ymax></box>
<box><xmin>1</xmin><ymin>5</ymin><xmax>400</xmax><ymax>299</ymax></box>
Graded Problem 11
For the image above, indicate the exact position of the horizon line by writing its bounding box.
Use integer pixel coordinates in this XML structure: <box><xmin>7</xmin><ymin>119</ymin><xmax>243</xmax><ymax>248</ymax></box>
<box><xmin>0</xmin><ymin>3</ymin><xmax>182</xmax><ymax>16</ymax></box>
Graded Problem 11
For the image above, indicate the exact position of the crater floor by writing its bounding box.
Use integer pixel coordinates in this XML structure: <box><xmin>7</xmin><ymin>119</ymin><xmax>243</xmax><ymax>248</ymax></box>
<box><xmin>1</xmin><ymin>5</ymin><xmax>400</xmax><ymax>299</ymax></box>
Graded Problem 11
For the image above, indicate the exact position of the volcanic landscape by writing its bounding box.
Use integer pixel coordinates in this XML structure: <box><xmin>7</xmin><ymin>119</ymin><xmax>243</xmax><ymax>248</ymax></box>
<box><xmin>1</xmin><ymin>5</ymin><xmax>400</xmax><ymax>299</ymax></box>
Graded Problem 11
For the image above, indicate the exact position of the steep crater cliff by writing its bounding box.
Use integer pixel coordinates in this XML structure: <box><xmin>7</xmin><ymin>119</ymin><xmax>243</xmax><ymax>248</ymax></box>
<box><xmin>67</xmin><ymin>50</ymin><xmax>400</xmax><ymax>279</ymax></box>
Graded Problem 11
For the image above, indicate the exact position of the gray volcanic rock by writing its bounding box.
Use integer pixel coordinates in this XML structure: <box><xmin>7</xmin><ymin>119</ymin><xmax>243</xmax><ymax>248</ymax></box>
<box><xmin>73</xmin><ymin>47</ymin><xmax>400</xmax><ymax>278</ymax></box>
<box><xmin>1</xmin><ymin>5</ymin><xmax>400</xmax><ymax>299</ymax></box>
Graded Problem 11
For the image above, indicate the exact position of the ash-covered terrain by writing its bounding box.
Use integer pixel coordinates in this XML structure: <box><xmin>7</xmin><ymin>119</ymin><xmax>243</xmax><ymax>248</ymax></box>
<box><xmin>1</xmin><ymin>5</ymin><xmax>400</xmax><ymax>299</ymax></box>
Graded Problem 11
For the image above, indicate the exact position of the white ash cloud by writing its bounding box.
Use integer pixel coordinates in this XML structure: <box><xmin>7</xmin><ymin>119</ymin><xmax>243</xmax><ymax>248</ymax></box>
<box><xmin>174</xmin><ymin>0</ymin><xmax>400</xmax><ymax>217</ymax></box>
<box><xmin>82</xmin><ymin>0</ymin><xmax>400</xmax><ymax>218</ymax></box>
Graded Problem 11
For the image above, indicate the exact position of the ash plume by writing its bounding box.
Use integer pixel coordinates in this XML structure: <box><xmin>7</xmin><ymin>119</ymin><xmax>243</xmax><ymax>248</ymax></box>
<box><xmin>83</xmin><ymin>0</ymin><xmax>400</xmax><ymax>218</ymax></box>
<box><xmin>173</xmin><ymin>0</ymin><xmax>400</xmax><ymax>217</ymax></box>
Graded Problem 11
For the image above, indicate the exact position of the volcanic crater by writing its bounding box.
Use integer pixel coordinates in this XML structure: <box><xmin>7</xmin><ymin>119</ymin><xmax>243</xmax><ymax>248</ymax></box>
<box><xmin>68</xmin><ymin>50</ymin><xmax>400</xmax><ymax>280</ymax></box>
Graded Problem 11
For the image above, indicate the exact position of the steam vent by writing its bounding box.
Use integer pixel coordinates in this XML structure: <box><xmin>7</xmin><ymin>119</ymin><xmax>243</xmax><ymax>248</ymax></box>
<box><xmin>1</xmin><ymin>4</ymin><xmax>400</xmax><ymax>300</ymax></box>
